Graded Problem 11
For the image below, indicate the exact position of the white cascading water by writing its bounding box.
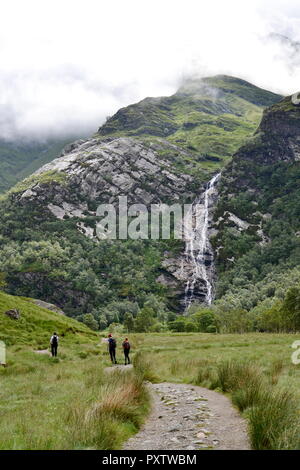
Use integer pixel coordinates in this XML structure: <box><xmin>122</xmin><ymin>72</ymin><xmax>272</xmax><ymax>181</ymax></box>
<box><xmin>183</xmin><ymin>173</ymin><xmax>221</xmax><ymax>309</ymax></box>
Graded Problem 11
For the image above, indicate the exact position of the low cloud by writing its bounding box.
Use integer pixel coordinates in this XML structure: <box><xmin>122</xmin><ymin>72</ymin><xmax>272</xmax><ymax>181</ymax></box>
<box><xmin>1</xmin><ymin>0</ymin><xmax>300</xmax><ymax>141</ymax></box>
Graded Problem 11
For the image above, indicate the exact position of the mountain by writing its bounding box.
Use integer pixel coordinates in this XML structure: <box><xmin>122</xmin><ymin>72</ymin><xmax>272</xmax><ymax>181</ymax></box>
<box><xmin>0</xmin><ymin>138</ymin><xmax>77</xmax><ymax>193</ymax></box>
<box><xmin>99</xmin><ymin>75</ymin><xmax>281</xmax><ymax>173</ymax></box>
<box><xmin>212</xmin><ymin>95</ymin><xmax>300</xmax><ymax>311</ymax></box>
<box><xmin>0</xmin><ymin>76</ymin><xmax>284</xmax><ymax>324</ymax></box>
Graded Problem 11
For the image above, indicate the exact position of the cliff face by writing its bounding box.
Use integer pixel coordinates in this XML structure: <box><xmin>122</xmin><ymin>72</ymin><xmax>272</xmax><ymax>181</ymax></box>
<box><xmin>217</xmin><ymin>95</ymin><xmax>300</xmax><ymax>199</ymax></box>
<box><xmin>212</xmin><ymin>95</ymin><xmax>300</xmax><ymax>295</ymax></box>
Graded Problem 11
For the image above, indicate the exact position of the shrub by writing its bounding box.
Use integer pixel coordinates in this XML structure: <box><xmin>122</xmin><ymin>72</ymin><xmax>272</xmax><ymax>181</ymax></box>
<box><xmin>191</xmin><ymin>309</ymin><xmax>217</xmax><ymax>332</ymax></box>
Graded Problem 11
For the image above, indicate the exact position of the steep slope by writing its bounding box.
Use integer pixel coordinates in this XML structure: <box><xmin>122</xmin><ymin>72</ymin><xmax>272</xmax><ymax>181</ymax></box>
<box><xmin>0</xmin><ymin>291</ymin><xmax>96</xmax><ymax>347</ymax></box>
<box><xmin>0</xmin><ymin>76</ymin><xmax>283</xmax><ymax>321</ymax></box>
<box><xmin>0</xmin><ymin>137</ymin><xmax>76</xmax><ymax>193</ymax></box>
<box><xmin>213</xmin><ymin>95</ymin><xmax>300</xmax><ymax>307</ymax></box>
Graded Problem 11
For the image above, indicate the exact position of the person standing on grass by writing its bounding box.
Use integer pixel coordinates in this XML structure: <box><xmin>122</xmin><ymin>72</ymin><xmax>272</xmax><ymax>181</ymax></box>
<box><xmin>50</xmin><ymin>332</ymin><xmax>59</xmax><ymax>357</ymax></box>
<box><xmin>108</xmin><ymin>333</ymin><xmax>117</xmax><ymax>364</ymax></box>
<box><xmin>122</xmin><ymin>337</ymin><xmax>131</xmax><ymax>365</ymax></box>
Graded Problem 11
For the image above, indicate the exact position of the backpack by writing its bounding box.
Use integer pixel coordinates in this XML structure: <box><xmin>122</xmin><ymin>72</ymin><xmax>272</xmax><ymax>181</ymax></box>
<box><xmin>109</xmin><ymin>338</ymin><xmax>116</xmax><ymax>348</ymax></box>
<box><xmin>123</xmin><ymin>341</ymin><xmax>130</xmax><ymax>350</ymax></box>
<box><xmin>52</xmin><ymin>335</ymin><xmax>58</xmax><ymax>346</ymax></box>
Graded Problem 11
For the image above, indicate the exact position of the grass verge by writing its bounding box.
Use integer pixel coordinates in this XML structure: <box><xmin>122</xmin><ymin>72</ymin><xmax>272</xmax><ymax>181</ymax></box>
<box><xmin>194</xmin><ymin>360</ymin><xmax>300</xmax><ymax>449</ymax></box>
<box><xmin>0</xmin><ymin>346</ymin><xmax>150</xmax><ymax>449</ymax></box>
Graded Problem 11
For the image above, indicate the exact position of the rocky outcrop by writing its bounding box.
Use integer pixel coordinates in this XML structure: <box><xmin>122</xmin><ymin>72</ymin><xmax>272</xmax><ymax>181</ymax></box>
<box><xmin>16</xmin><ymin>137</ymin><xmax>201</xmax><ymax>213</ymax></box>
<box><xmin>4</xmin><ymin>309</ymin><xmax>20</xmax><ymax>320</ymax></box>
<box><xmin>31</xmin><ymin>299</ymin><xmax>65</xmax><ymax>315</ymax></box>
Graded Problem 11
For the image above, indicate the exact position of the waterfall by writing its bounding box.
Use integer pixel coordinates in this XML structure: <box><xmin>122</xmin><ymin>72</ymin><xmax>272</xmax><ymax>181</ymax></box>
<box><xmin>183</xmin><ymin>172</ymin><xmax>221</xmax><ymax>309</ymax></box>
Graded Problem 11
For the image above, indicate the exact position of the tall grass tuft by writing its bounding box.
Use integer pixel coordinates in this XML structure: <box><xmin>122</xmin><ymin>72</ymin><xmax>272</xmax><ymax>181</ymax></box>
<box><xmin>216</xmin><ymin>360</ymin><xmax>263</xmax><ymax>394</ymax></box>
<box><xmin>268</xmin><ymin>359</ymin><xmax>284</xmax><ymax>385</ymax></box>
<box><xmin>194</xmin><ymin>358</ymin><xmax>300</xmax><ymax>449</ymax></box>
<box><xmin>133</xmin><ymin>351</ymin><xmax>159</xmax><ymax>383</ymax></box>
<box><xmin>65</xmin><ymin>368</ymin><xmax>150</xmax><ymax>450</ymax></box>
<box><xmin>248</xmin><ymin>389</ymin><xmax>299</xmax><ymax>450</ymax></box>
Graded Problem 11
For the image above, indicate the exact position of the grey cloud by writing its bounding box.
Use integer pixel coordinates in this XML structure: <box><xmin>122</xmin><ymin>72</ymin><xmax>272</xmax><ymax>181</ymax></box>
<box><xmin>1</xmin><ymin>0</ymin><xmax>300</xmax><ymax>142</ymax></box>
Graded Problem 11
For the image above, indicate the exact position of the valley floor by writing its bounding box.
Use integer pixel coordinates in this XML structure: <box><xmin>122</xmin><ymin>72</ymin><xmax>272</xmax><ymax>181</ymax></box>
<box><xmin>1</xmin><ymin>332</ymin><xmax>300</xmax><ymax>450</ymax></box>
<box><xmin>136</xmin><ymin>332</ymin><xmax>300</xmax><ymax>400</ymax></box>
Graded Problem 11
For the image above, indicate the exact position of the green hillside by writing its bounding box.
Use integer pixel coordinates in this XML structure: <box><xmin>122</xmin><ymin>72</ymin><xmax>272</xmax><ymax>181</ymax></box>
<box><xmin>98</xmin><ymin>75</ymin><xmax>282</xmax><ymax>174</ymax></box>
<box><xmin>0</xmin><ymin>138</ymin><xmax>75</xmax><ymax>193</ymax></box>
<box><xmin>0</xmin><ymin>291</ymin><xmax>97</xmax><ymax>347</ymax></box>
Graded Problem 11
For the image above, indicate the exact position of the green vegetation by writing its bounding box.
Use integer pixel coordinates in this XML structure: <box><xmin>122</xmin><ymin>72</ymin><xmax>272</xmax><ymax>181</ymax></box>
<box><xmin>1</xmin><ymin>293</ymin><xmax>300</xmax><ymax>450</ymax></box>
<box><xmin>134</xmin><ymin>332</ymin><xmax>300</xmax><ymax>450</ymax></box>
<box><xmin>0</xmin><ymin>346</ymin><xmax>150</xmax><ymax>449</ymax></box>
<box><xmin>98</xmin><ymin>75</ymin><xmax>281</xmax><ymax>176</ymax></box>
<box><xmin>0</xmin><ymin>138</ymin><xmax>73</xmax><ymax>194</ymax></box>
<box><xmin>0</xmin><ymin>294</ymin><xmax>150</xmax><ymax>450</ymax></box>
<box><xmin>214</xmin><ymin>360</ymin><xmax>299</xmax><ymax>450</ymax></box>
<box><xmin>0</xmin><ymin>75</ymin><xmax>284</xmax><ymax>325</ymax></box>
<box><xmin>3</xmin><ymin>170</ymin><xmax>68</xmax><ymax>197</ymax></box>
<box><xmin>0</xmin><ymin>215</ymin><xmax>174</xmax><ymax>320</ymax></box>
<box><xmin>212</xmin><ymin>96</ymin><xmax>300</xmax><ymax>326</ymax></box>
<box><xmin>0</xmin><ymin>76</ymin><xmax>299</xmax><ymax>451</ymax></box>
<box><xmin>0</xmin><ymin>290</ymin><xmax>96</xmax><ymax>347</ymax></box>
<box><xmin>166</xmin><ymin>279</ymin><xmax>300</xmax><ymax>334</ymax></box>
<box><xmin>201</xmin><ymin>75</ymin><xmax>282</xmax><ymax>107</ymax></box>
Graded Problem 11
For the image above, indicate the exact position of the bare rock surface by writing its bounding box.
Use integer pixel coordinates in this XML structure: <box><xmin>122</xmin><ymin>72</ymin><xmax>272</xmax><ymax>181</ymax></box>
<box><xmin>31</xmin><ymin>299</ymin><xmax>65</xmax><ymax>315</ymax></box>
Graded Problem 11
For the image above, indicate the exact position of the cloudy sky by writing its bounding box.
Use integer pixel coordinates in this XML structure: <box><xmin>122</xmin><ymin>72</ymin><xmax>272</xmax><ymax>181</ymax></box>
<box><xmin>1</xmin><ymin>0</ymin><xmax>300</xmax><ymax>141</ymax></box>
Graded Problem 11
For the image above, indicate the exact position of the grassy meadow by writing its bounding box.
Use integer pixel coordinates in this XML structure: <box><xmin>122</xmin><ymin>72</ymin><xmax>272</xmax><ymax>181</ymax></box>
<box><xmin>0</xmin><ymin>292</ymin><xmax>150</xmax><ymax>450</ymax></box>
<box><xmin>1</xmin><ymin>318</ymin><xmax>300</xmax><ymax>449</ymax></box>
<box><xmin>136</xmin><ymin>332</ymin><xmax>300</xmax><ymax>395</ymax></box>
<box><xmin>0</xmin><ymin>340</ymin><xmax>150</xmax><ymax>450</ymax></box>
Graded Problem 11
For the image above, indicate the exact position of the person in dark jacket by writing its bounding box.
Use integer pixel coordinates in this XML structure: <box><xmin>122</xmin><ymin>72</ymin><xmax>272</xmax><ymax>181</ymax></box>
<box><xmin>108</xmin><ymin>333</ymin><xmax>117</xmax><ymax>364</ymax></box>
<box><xmin>122</xmin><ymin>338</ymin><xmax>131</xmax><ymax>365</ymax></box>
<box><xmin>50</xmin><ymin>332</ymin><xmax>59</xmax><ymax>357</ymax></box>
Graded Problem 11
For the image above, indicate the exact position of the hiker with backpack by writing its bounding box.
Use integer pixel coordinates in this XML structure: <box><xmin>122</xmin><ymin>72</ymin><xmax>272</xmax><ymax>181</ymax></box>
<box><xmin>108</xmin><ymin>333</ymin><xmax>117</xmax><ymax>364</ymax></box>
<box><xmin>50</xmin><ymin>332</ymin><xmax>59</xmax><ymax>357</ymax></box>
<box><xmin>122</xmin><ymin>337</ymin><xmax>131</xmax><ymax>365</ymax></box>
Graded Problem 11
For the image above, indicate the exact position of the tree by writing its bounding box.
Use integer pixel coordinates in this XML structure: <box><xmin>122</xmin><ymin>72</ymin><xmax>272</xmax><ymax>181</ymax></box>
<box><xmin>134</xmin><ymin>307</ymin><xmax>155</xmax><ymax>332</ymax></box>
<box><xmin>82</xmin><ymin>313</ymin><xmax>98</xmax><ymax>331</ymax></box>
<box><xmin>99</xmin><ymin>314</ymin><xmax>108</xmax><ymax>331</ymax></box>
<box><xmin>215</xmin><ymin>308</ymin><xmax>254</xmax><ymax>334</ymax></box>
<box><xmin>281</xmin><ymin>287</ymin><xmax>300</xmax><ymax>331</ymax></box>
<box><xmin>0</xmin><ymin>272</ymin><xmax>7</xmax><ymax>291</ymax></box>
<box><xmin>192</xmin><ymin>309</ymin><xmax>217</xmax><ymax>333</ymax></box>
<box><xmin>168</xmin><ymin>318</ymin><xmax>186</xmax><ymax>332</ymax></box>
<box><xmin>256</xmin><ymin>301</ymin><xmax>283</xmax><ymax>332</ymax></box>
<box><xmin>123</xmin><ymin>312</ymin><xmax>135</xmax><ymax>332</ymax></box>
<box><xmin>185</xmin><ymin>321</ymin><xmax>198</xmax><ymax>332</ymax></box>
